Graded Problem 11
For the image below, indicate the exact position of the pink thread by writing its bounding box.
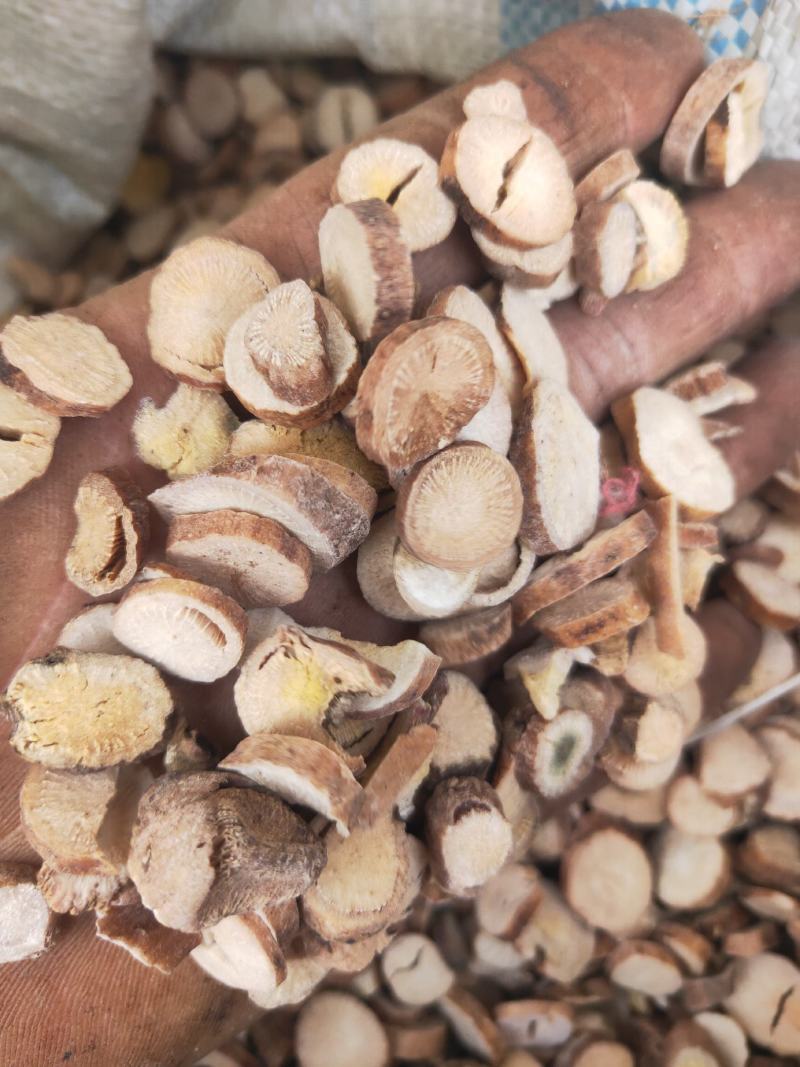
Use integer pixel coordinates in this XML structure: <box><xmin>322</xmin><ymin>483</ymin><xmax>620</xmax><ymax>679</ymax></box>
<box><xmin>599</xmin><ymin>466</ymin><xmax>641</xmax><ymax>518</ymax></box>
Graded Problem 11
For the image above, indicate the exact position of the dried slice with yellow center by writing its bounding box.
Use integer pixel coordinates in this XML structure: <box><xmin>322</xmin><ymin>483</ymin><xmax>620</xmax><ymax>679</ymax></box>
<box><xmin>355</xmin><ymin>317</ymin><xmax>495</xmax><ymax>472</ymax></box>
<box><xmin>133</xmin><ymin>383</ymin><xmax>239</xmax><ymax>479</ymax></box>
<box><xmin>0</xmin><ymin>382</ymin><xmax>60</xmax><ymax>502</ymax></box>
<box><xmin>147</xmin><ymin>235</ymin><xmax>279</xmax><ymax>388</ymax></box>
<box><xmin>5</xmin><ymin>649</ymin><xmax>173</xmax><ymax>769</ymax></box>
<box><xmin>111</xmin><ymin>576</ymin><xmax>247</xmax><ymax>683</ymax></box>
<box><xmin>65</xmin><ymin>468</ymin><xmax>149</xmax><ymax>597</ymax></box>
<box><xmin>397</xmin><ymin>443</ymin><xmax>522</xmax><ymax>571</ymax></box>
<box><xmin>618</xmin><ymin>181</ymin><xmax>689</xmax><ymax>292</ymax></box>
<box><xmin>0</xmin><ymin>313</ymin><xmax>132</xmax><ymax>416</ymax></box>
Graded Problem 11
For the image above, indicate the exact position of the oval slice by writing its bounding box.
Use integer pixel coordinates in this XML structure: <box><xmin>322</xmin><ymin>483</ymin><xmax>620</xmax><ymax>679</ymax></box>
<box><xmin>0</xmin><ymin>382</ymin><xmax>60</xmax><ymax>501</ymax></box>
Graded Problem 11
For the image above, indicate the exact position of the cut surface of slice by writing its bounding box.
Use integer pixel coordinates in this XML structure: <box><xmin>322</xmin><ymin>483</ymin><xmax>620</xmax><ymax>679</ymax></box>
<box><xmin>619</xmin><ymin>181</ymin><xmax>688</xmax><ymax>292</ymax></box>
<box><xmin>426</xmin><ymin>776</ymin><xmax>512</xmax><ymax>893</ymax></box>
<box><xmin>0</xmin><ymin>382</ymin><xmax>60</xmax><ymax>501</ymax></box>
<box><xmin>562</xmin><ymin>826</ymin><xmax>653</xmax><ymax>935</ymax></box>
<box><xmin>462</xmin><ymin>79</ymin><xmax>527</xmax><ymax>121</ymax></box>
<box><xmin>720</xmin><ymin>559</ymin><xmax>800</xmax><ymax>630</ymax></box>
<box><xmin>704</xmin><ymin>63</ymin><xmax>768</xmax><ymax>187</ymax></box>
<box><xmin>356</xmin><ymin>511</ymin><xmax>427</xmax><ymax>622</ymax></box>
<box><xmin>499</xmin><ymin>285</ymin><xmax>568</xmax><ymax>385</ymax></box>
<box><xmin>575</xmin><ymin>148</ymin><xmax>640</xmax><ymax>209</ymax></box>
<box><xmin>475</xmin><ymin>228</ymin><xmax>573</xmax><ymax>288</ymax></box>
<box><xmin>133</xmin><ymin>383</ymin><xmax>239</xmax><ymax>479</ymax></box>
<box><xmin>393</xmin><ymin>542</ymin><xmax>479</xmax><ymax>618</ymax></box>
<box><xmin>574</xmin><ymin>198</ymin><xmax>637</xmax><ymax>300</ymax></box>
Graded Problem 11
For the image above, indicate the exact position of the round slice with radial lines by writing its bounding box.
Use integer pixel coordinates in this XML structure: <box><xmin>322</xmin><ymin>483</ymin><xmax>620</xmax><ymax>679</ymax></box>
<box><xmin>618</xmin><ymin>181</ymin><xmax>689</xmax><ymax>292</ymax></box>
<box><xmin>356</xmin><ymin>511</ymin><xmax>426</xmax><ymax>622</ymax></box>
<box><xmin>510</xmin><ymin>379</ymin><xmax>600</xmax><ymax>555</ymax></box>
<box><xmin>111</xmin><ymin>576</ymin><xmax>247</xmax><ymax>683</ymax></box>
<box><xmin>224</xmin><ymin>291</ymin><xmax>359</xmax><ymax>427</ymax></box>
<box><xmin>0</xmin><ymin>382</ymin><xmax>60</xmax><ymax>502</ymax></box>
<box><xmin>148</xmin><ymin>452</ymin><xmax>376</xmax><ymax>571</ymax></box>
<box><xmin>355</xmin><ymin>317</ymin><xmax>494</xmax><ymax>472</ymax></box>
<box><xmin>472</xmin><ymin>227</ymin><xmax>573</xmax><ymax>288</ymax></box>
<box><xmin>393</xmin><ymin>542</ymin><xmax>479</xmax><ymax>618</ymax></box>
<box><xmin>397</xmin><ymin>443</ymin><xmax>522</xmax><ymax>571</ymax></box>
<box><xmin>420</xmin><ymin>603</ymin><xmax>512</xmax><ymax>666</ymax></box>
<box><xmin>5</xmin><ymin>649</ymin><xmax>173</xmax><ymax>769</ymax></box>
<box><xmin>0</xmin><ymin>313</ymin><xmax>131</xmax><ymax>416</ymax></box>
<box><xmin>499</xmin><ymin>285</ymin><xmax>568</xmax><ymax>385</ymax></box>
<box><xmin>133</xmin><ymin>383</ymin><xmax>239</xmax><ymax>479</ymax></box>
<box><xmin>65</xmin><ymin>468</ymin><xmax>149</xmax><ymax>597</ymax></box>
<box><xmin>318</xmin><ymin>198</ymin><xmax>413</xmax><ymax>344</ymax></box>
<box><xmin>334</xmin><ymin>138</ymin><xmax>456</xmax><ymax>252</ymax></box>
<box><xmin>426</xmin><ymin>776</ymin><xmax>512</xmax><ymax>893</ymax></box>
<box><xmin>574</xmin><ymin>148</ymin><xmax>640</xmax><ymax>209</ymax></box>
<box><xmin>612</xmin><ymin>387</ymin><xmax>735</xmax><ymax>518</ymax></box>
<box><xmin>440</xmin><ymin>116</ymin><xmax>576</xmax><ymax>248</ymax></box>
<box><xmin>147</xmin><ymin>236</ymin><xmax>279</xmax><ymax>388</ymax></box>
<box><xmin>165</xmin><ymin>509</ymin><xmax>312</xmax><ymax>606</ymax></box>
<box><xmin>463</xmin><ymin>79</ymin><xmax>527</xmax><ymax>121</ymax></box>
<box><xmin>574</xmin><ymin>198</ymin><xmax>638</xmax><ymax>302</ymax></box>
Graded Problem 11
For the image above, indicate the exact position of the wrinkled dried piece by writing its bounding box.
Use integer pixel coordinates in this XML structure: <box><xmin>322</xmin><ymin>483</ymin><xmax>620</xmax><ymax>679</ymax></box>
<box><xmin>129</xmin><ymin>771</ymin><xmax>326</xmax><ymax>931</ymax></box>
<box><xmin>65</xmin><ymin>468</ymin><xmax>149</xmax><ymax>597</ymax></box>
<box><xmin>0</xmin><ymin>862</ymin><xmax>54</xmax><ymax>963</ymax></box>
<box><xmin>0</xmin><ymin>312</ymin><xmax>132</xmax><ymax>416</ymax></box>
<box><xmin>133</xmin><ymin>383</ymin><xmax>239</xmax><ymax>479</ymax></box>
<box><xmin>504</xmin><ymin>641</ymin><xmax>578</xmax><ymax>720</ymax></box>
<box><xmin>0</xmin><ymin>382</ymin><xmax>60</xmax><ymax>502</ymax></box>
<box><xmin>6</xmin><ymin>649</ymin><xmax>173</xmax><ymax>769</ymax></box>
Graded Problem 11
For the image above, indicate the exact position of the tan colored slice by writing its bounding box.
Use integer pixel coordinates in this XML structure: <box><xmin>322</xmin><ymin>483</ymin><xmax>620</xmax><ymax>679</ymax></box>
<box><xmin>562</xmin><ymin>825</ymin><xmax>653</xmax><ymax>936</ymax></box>
<box><xmin>318</xmin><ymin>198</ymin><xmax>413</xmax><ymax>344</ymax></box>
<box><xmin>426</xmin><ymin>776</ymin><xmax>512</xmax><ymax>893</ymax></box>
<box><xmin>355</xmin><ymin>317</ymin><xmax>494</xmax><ymax>472</ymax></box>
<box><xmin>503</xmin><ymin>641</ymin><xmax>578</xmax><ymax>720</ymax></box>
<box><xmin>356</xmin><ymin>511</ymin><xmax>427</xmax><ymax>622</ymax></box>
<box><xmin>0</xmin><ymin>382</ymin><xmax>60</xmax><ymax>501</ymax></box>
<box><xmin>756</xmin><ymin>719</ymin><xmax>800</xmax><ymax>821</ymax></box>
<box><xmin>724</xmin><ymin>953</ymin><xmax>800</xmax><ymax>1056</ymax></box>
<box><xmin>619</xmin><ymin>181</ymin><xmax>689</xmax><ymax>292</ymax></box>
<box><xmin>334</xmin><ymin>138</ymin><xmax>456</xmax><ymax>252</ymax></box>
<box><xmin>165</xmin><ymin>509</ymin><xmax>312</xmax><ymax>606</ymax></box>
<box><xmin>420</xmin><ymin>603</ymin><xmax>512</xmax><ymax>667</ymax></box>
<box><xmin>514</xmin><ymin>884</ymin><xmax>595</xmax><ymax>984</ymax></box>
<box><xmin>112</xmin><ymin>576</ymin><xmax>247</xmax><ymax>683</ymax></box>
<box><xmin>437</xmin><ymin>986</ymin><xmax>507</xmax><ymax>1063</ymax></box>
<box><xmin>393</xmin><ymin>542</ymin><xmax>479</xmax><ymax>618</ymax></box>
<box><xmin>381</xmin><ymin>932</ymin><xmax>454</xmax><ymax>1006</ymax></box>
<box><xmin>657</xmin><ymin>828</ymin><xmax>731</xmax><ymax>911</ymax></box>
<box><xmin>473</xmin><ymin>228</ymin><xmax>573</xmax><ymax>288</ymax></box>
<box><xmin>698</xmin><ymin>724</ymin><xmax>771</xmax><ymax>800</ymax></box>
<box><xmin>56</xmin><ymin>603</ymin><xmax>127</xmax><ymax>655</ymax></box>
<box><xmin>624</xmin><ymin>613</ymin><xmax>707</xmax><ymax>697</ymax></box>
<box><xmin>356</xmin><ymin>723</ymin><xmax>437</xmax><ymax>826</ymax></box>
<box><xmin>666</xmin><ymin>775</ymin><xmax>738</xmax><ymax>837</ymax></box>
<box><xmin>574</xmin><ymin>198</ymin><xmax>637</xmax><ymax>302</ymax></box>
<box><xmin>510</xmin><ymin>379</ymin><xmax>600</xmax><ymax>555</ymax></box>
<box><xmin>720</xmin><ymin>559</ymin><xmax>800</xmax><ymax>630</ymax></box>
<box><xmin>5</xmin><ymin>649</ymin><xmax>173</xmax><ymax>769</ymax></box>
<box><xmin>620</xmin><ymin>695</ymin><xmax>686</xmax><ymax>764</ymax></box>
<box><xmin>133</xmin><ymin>383</ymin><xmax>239</xmax><ymax>479</ymax></box>
<box><xmin>96</xmin><ymin>889</ymin><xmax>200</xmax><ymax>974</ymax></box>
<box><xmin>37</xmin><ymin>864</ymin><xmax>123</xmax><ymax>915</ymax></box>
<box><xmin>752</xmin><ymin>515</ymin><xmax>800</xmax><ymax>584</ymax></box>
<box><xmin>296</xmin><ymin>991</ymin><xmax>390</xmax><ymax>1067</ymax></box>
<box><xmin>426</xmin><ymin>671</ymin><xmax>498</xmax><ymax>783</ymax></box>
<box><xmin>499</xmin><ymin>285</ymin><xmax>568</xmax><ymax>385</ymax></box>
<box><xmin>496</xmin><ymin>999</ymin><xmax>574</xmax><ymax>1049</ymax></box>
<box><xmin>532</xmin><ymin>576</ymin><xmax>650</xmax><ymax>649</ymax></box>
<box><xmin>590</xmin><ymin>782</ymin><xmax>666</xmax><ymax>827</ymax></box>
<box><xmin>147</xmin><ymin>235</ymin><xmax>279</xmax><ymax>388</ymax></box>
<box><xmin>149</xmin><ymin>452</ymin><xmax>377</xmax><ymax>571</ymax></box>
<box><xmin>463</xmin><ymin>79</ymin><xmax>527</xmax><ymax>122</ymax></box>
<box><xmin>682</xmin><ymin>546</ymin><xmax>723</xmax><ymax>610</ymax></box>
<box><xmin>220</xmin><ymin>732</ymin><xmax>362</xmax><ymax>836</ymax></box>
<box><xmin>665</xmin><ymin>360</ymin><xmax>757</xmax><ymax>416</ymax></box>
<box><xmin>191</xmin><ymin>912</ymin><xmax>287</xmax><ymax>995</ymax></box>
<box><xmin>575</xmin><ymin>148</ymin><xmax>640</xmax><ymax>209</ymax></box>
<box><xmin>0</xmin><ymin>862</ymin><xmax>54</xmax><ymax>963</ymax></box>
<box><xmin>644</xmin><ymin>495</ymin><xmax>687</xmax><ymax>657</ymax></box>
<box><xmin>612</xmin><ymin>387</ymin><xmax>735</xmax><ymax>518</ymax></box>
<box><xmin>607</xmin><ymin>939</ymin><xmax>683</xmax><ymax>997</ymax></box>
<box><xmin>663</xmin><ymin>1021</ymin><xmax>723</xmax><ymax>1067</ymax></box>
<box><xmin>762</xmin><ymin>452</ymin><xmax>800</xmax><ymax>519</ymax></box>
<box><xmin>397</xmin><ymin>443</ymin><xmax>522</xmax><ymax>571</ymax></box>
<box><xmin>440</xmin><ymin>115</ymin><xmax>576</xmax><ymax>248</ymax></box>
<box><xmin>65</xmin><ymin>468</ymin><xmax>149</xmax><ymax>597</ymax></box>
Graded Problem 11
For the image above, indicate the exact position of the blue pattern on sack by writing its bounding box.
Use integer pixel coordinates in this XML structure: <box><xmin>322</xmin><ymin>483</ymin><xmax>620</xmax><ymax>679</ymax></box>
<box><xmin>500</xmin><ymin>0</ymin><xmax>586</xmax><ymax>50</ymax></box>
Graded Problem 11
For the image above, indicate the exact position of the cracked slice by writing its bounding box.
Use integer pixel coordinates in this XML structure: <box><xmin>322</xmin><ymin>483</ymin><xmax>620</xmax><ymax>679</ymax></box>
<box><xmin>499</xmin><ymin>285</ymin><xmax>568</xmax><ymax>385</ymax></box>
<box><xmin>575</xmin><ymin>148</ymin><xmax>640</xmax><ymax>209</ymax></box>
<box><xmin>397</xmin><ymin>443</ymin><xmax>522</xmax><ymax>571</ymax></box>
<box><xmin>355</xmin><ymin>317</ymin><xmax>494</xmax><ymax>472</ymax></box>
<box><xmin>147</xmin><ymin>236</ymin><xmax>279</xmax><ymax>388</ymax></box>
<box><xmin>5</xmin><ymin>649</ymin><xmax>173</xmax><ymax>769</ymax></box>
<box><xmin>65</xmin><ymin>468</ymin><xmax>149</xmax><ymax>597</ymax></box>
<box><xmin>0</xmin><ymin>862</ymin><xmax>54</xmax><ymax>963</ymax></box>
<box><xmin>619</xmin><ymin>181</ymin><xmax>688</xmax><ymax>292</ymax></box>
<box><xmin>319</xmin><ymin>198</ymin><xmax>413</xmax><ymax>344</ymax></box>
<box><xmin>440</xmin><ymin>115</ymin><xmax>576</xmax><ymax>248</ymax></box>
<box><xmin>149</xmin><ymin>452</ymin><xmax>376</xmax><ymax>571</ymax></box>
<box><xmin>166</xmin><ymin>509</ymin><xmax>312</xmax><ymax>606</ymax></box>
<box><xmin>133</xmin><ymin>383</ymin><xmax>239</xmax><ymax>479</ymax></box>
<box><xmin>381</xmin><ymin>932</ymin><xmax>453</xmax><ymax>1005</ymax></box>
<box><xmin>112</xmin><ymin>576</ymin><xmax>247</xmax><ymax>683</ymax></box>
<box><xmin>0</xmin><ymin>313</ymin><xmax>131</xmax><ymax>416</ymax></box>
<box><xmin>334</xmin><ymin>138</ymin><xmax>455</xmax><ymax>252</ymax></box>
<box><xmin>0</xmin><ymin>382</ymin><xmax>60</xmax><ymax>501</ymax></box>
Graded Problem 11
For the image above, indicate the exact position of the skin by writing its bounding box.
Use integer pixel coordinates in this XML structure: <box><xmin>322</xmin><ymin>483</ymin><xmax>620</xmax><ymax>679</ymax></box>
<box><xmin>0</xmin><ymin>11</ymin><xmax>797</xmax><ymax>1065</ymax></box>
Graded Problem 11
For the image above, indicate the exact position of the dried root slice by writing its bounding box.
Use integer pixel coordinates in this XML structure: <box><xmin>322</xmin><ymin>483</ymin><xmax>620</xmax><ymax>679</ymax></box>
<box><xmin>440</xmin><ymin>115</ymin><xmax>576</xmax><ymax>248</ymax></box>
<box><xmin>624</xmin><ymin>612</ymin><xmax>706</xmax><ymax>697</ymax></box>
<box><xmin>420</xmin><ymin>604</ymin><xmax>512</xmax><ymax>667</ymax></box>
<box><xmin>496</xmin><ymin>999</ymin><xmax>574</xmax><ymax>1050</ymax></box>
<box><xmin>385</xmin><ymin>1015</ymin><xmax>447</xmax><ymax>1062</ymax></box>
<box><xmin>296</xmin><ymin>991</ymin><xmax>390</xmax><ymax>1067</ymax></box>
<box><xmin>149</xmin><ymin>453</ymin><xmax>377</xmax><ymax>571</ymax></box>
<box><xmin>397</xmin><ymin>444</ymin><xmax>521</xmax><ymax>571</ymax></box>
<box><xmin>357</xmin><ymin>512</ymin><xmax>427</xmax><ymax>622</ymax></box>
<box><xmin>437</xmin><ymin>986</ymin><xmax>507</xmax><ymax>1064</ymax></box>
<box><xmin>510</xmin><ymin>379</ymin><xmax>600</xmax><ymax>555</ymax></box>
<box><xmin>620</xmin><ymin>694</ymin><xmax>687</xmax><ymax>765</ymax></box>
<box><xmin>612</xmin><ymin>387</ymin><xmax>735</xmax><ymax>518</ymax></box>
<box><xmin>657</xmin><ymin>829</ymin><xmax>731</xmax><ymax>911</ymax></box>
<box><xmin>666</xmin><ymin>775</ymin><xmax>738</xmax><ymax>837</ymax></box>
<box><xmin>165</xmin><ymin>509</ymin><xmax>312</xmax><ymax>606</ymax></box>
<box><xmin>426</xmin><ymin>777</ymin><xmax>512</xmax><ymax>894</ymax></box>
<box><xmin>476</xmin><ymin>863</ymin><xmax>542</xmax><ymax>942</ymax></box>
<box><xmin>591</xmin><ymin>787</ymin><xmax>664</xmax><ymax>832</ymax></box>
<box><xmin>394</xmin><ymin>542</ymin><xmax>479</xmax><ymax>618</ymax></box>
<box><xmin>334</xmin><ymin>138</ymin><xmax>456</xmax><ymax>252</ymax></box>
<box><xmin>6</xmin><ymin>649</ymin><xmax>172</xmax><ymax>769</ymax></box>
<box><xmin>0</xmin><ymin>862</ymin><xmax>54</xmax><ymax>963</ymax></box>
<box><xmin>356</xmin><ymin>318</ymin><xmax>494</xmax><ymax>473</ymax></box>
<box><xmin>133</xmin><ymin>384</ymin><xmax>239</xmax><ymax>479</ymax></box>
<box><xmin>663</xmin><ymin>1021</ymin><xmax>723</xmax><ymax>1067</ymax></box>
<box><xmin>302</xmin><ymin>819</ymin><xmax>421</xmax><ymax>941</ymax></box>
<box><xmin>37</xmin><ymin>863</ymin><xmax>123</xmax><ymax>914</ymax></box>
<box><xmin>618</xmin><ymin>181</ymin><xmax>688</xmax><ymax>292</ymax></box>
<box><xmin>533</xmin><ymin>576</ymin><xmax>650</xmax><ymax>649</ymax></box>
<box><xmin>657</xmin><ymin>922</ymin><xmax>713</xmax><ymax>977</ymax></box>
<box><xmin>574</xmin><ymin>199</ymin><xmax>638</xmax><ymax>303</ymax></box>
<box><xmin>220</xmin><ymin>733</ymin><xmax>362</xmax><ymax>836</ymax></box>
<box><xmin>191</xmin><ymin>912</ymin><xmax>287</xmax><ymax>995</ymax></box>
<box><xmin>0</xmin><ymin>313</ymin><xmax>131</xmax><ymax>416</ymax></box>
<box><xmin>590</xmin><ymin>632</ymin><xmax>631</xmax><ymax>677</ymax></box>
<box><xmin>234</xmin><ymin>625</ymin><xmax>393</xmax><ymax>738</ymax></box>
<box><xmin>336</xmin><ymin>635</ymin><xmax>441</xmax><ymax>720</ymax></box>
<box><xmin>463</xmin><ymin>79</ymin><xmax>527</xmax><ymax>122</ymax></box>
<box><xmin>129</xmin><ymin>772</ymin><xmax>325</xmax><ymax>932</ymax></box>
<box><xmin>720</xmin><ymin>560</ymin><xmax>800</xmax><ymax>630</ymax></box>
<box><xmin>0</xmin><ymin>382</ymin><xmax>60</xmax><ymax>501</ymax></box>
<box><xmin>357</xmin><ymin>723</ymin><xmax>437</xmax><ymax>826</ymax></box>
<box><xmin>741</xmin><ymin>886</ymin><xmax>800</xmax><ymax>923</ymax></box>
<box><xmin>319</xmin><ymin>199</ymin><xmax>413</xmax><ymax>344</ymax></box>
<box><xmin>644</xmin><ymin>495</ymin><xmax>687</xmax><ymax>657</ymax></box>
<box><xmin>499</xmin><ymin>286</ymin><xmax>568</xmax><ymax>385</ymax></box>
<box><xmin>515</xmin><ymin>884</ymin><xmax>595</xmax><ymax>984</ymax></box>
<box><xmin>698</xmin><ymin>724</ymin><xmax>771</xmax><ymax>800</ymax></box>
<box><xmin>601</xmin><ymin>738</ymin><xmax>681</xmax><ymax>793</ymax></box>
<box><xmin>112</xmin><ymin>576</ymin><xmax>246</xmax><ymax>683</ymax></box>
<box><xmin>514</xmin><ymin>510</ymin><xmax>656</xmax><ymax>625</ymax></box>
<box><xmin>430</xmin><ymin>671</ymin><xmax>498</xmax><ymax>781</ymax></box>
<box><xmin>751</xmin><ymin>516</ymin><xmax>800</xmax><ymax>584</ymax></box>
<box><xmin>661</xmin><ymin>58</ymin><xmax>767</xmax><ymax>186</ymax></box>
<box><xmin>738</xmin><ymin>823</ymin><xmax>800</xmax><ymax>893</ymax></box>
<box><xmin>725</xmin><ymin>953</ymin><xmax>800</xmax><ymax>1056</ymax></box>
<box><xmin>227</xmin><ymin>417</ymin><xmax>386</xmax><ymax>492</ymax></box>
<box><xmin>249</xmin><ymin>955</ymin><xmax>329</xmax><ymax>1011</ymax></box>
<box><xmin>756</xmin><ymin>719</ymin><xmax>800</xmax><ymax>821</ymax></box>
<box><xmin>562</xmin><ymin>825</ymin><xmax>653</xmax><ymax>936</ymax></box>
<box><xmin>467</xmin><ymin>542</ymin><xmax>535</xmax><ymax>611</ymax></box>
<box><xmin>575</xmin><ymin>149</ymin><xmax>641</xmax><ymax>210</ymax></box>
<box><xmin>96</xmin><ymin>890</ymin><xmax>200</xmax><ymax>973</ymax></box>
<box><xmin>474</xmin><ymin>229</ymin><xmax>573</xmax><ymax>289</ymax></box>
<box><xmin>607</xmin><ymin>939</ymin><xmax>683</xmax><ymax>997</ymax></box>
<box><xmin>147</xmin><ymin>236</ymin><xmax>279</xmax><ymax>388</ymax></box>
<box><xmin>682</xmin><ymin>547</ymin><xmax>723</xmax><ymax>611</ymax></box>
<box><xmin>56</xmin><ymin>603</ymin><xmax>127</xmax><ymax>655</ymax></box>
<box><xmin>762</xmin><ymin>454</ymin><xmax>800</xmax><ymax>519</ymax></box>
<box><xmin>504</xmin><ymin>642</ymin><xmax>578</xmax><ymax>721</ymax></box>
<box><xmin>719</xmin><ymin>497</ymin><xmax>769</xmax><ymax>544</ymax></box>
<box><xmin>665</xmin><ymin>361</ymin><xmax>757</xmax><ymax>417</ymax></box>
<box><xmin>381</xmin><ymin>932</ymin><xmax>454</xmax><ymax>1005</ymax></box>
<box><xmin>65</xmin><ymin>468</ymin><xmax>149</xmax><ymax>597</ymax></box>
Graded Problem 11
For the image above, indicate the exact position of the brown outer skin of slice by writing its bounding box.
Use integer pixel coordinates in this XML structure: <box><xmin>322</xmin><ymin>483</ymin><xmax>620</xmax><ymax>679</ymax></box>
<box><xmin>0</xmin><ymin>15</ymin><xmax>797</xmax><ymax>1067</ymax></box>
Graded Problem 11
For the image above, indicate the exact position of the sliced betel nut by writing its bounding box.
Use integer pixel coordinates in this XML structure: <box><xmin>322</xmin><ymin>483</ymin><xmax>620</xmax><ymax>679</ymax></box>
<box><xmin>0</xmin><ymin>382</ymin><xmax>60</xmax><ymax>502</ymax></box>
<box><xmin>133</xmin><ymin>383</ymin><xmax>239</xmax><ymax>479</ymax></box>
